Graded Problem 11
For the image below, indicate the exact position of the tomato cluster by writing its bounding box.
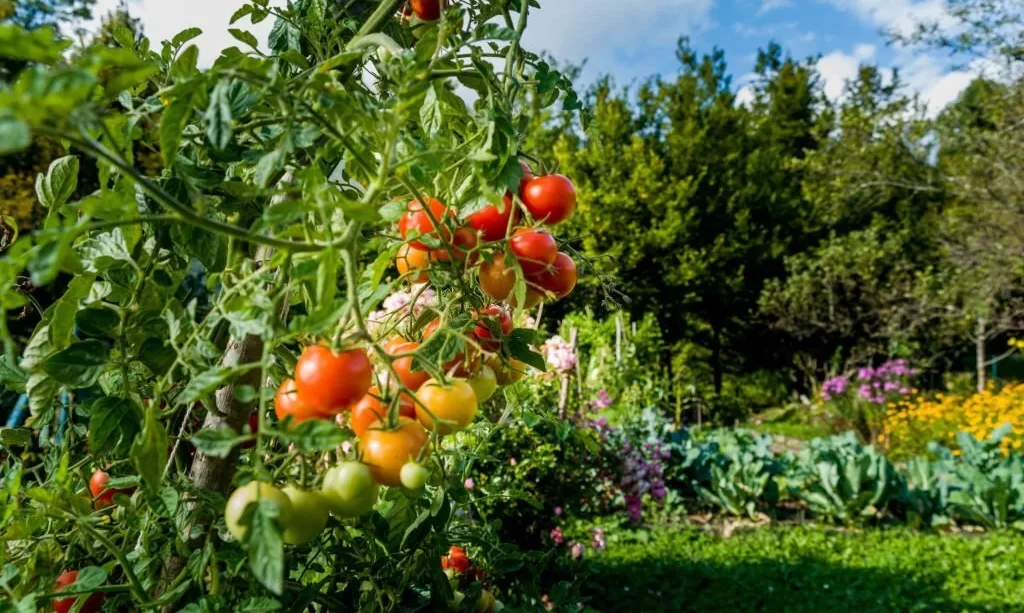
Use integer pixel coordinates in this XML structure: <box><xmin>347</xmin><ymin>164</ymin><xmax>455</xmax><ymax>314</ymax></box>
<box><xmin>397</xmin><ymin>163</ymin><xmax>579</xmax><ymax>310</ymax></box>
<box><xmin>440</xmin><ymin>546</ymin><xmax>497</xmax><ymax>613</ymax></box>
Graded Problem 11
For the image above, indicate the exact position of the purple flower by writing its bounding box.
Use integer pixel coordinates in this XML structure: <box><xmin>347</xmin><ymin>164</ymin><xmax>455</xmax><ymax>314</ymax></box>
<box><xmin>858</xmin><ymin>384</ymin><xmax>872</xmax><ymax>400</ymax></box>
<box><xmin>554</xmin><ymin>506</ymin><xmax>563</xmax><ymax>517</ymax></box>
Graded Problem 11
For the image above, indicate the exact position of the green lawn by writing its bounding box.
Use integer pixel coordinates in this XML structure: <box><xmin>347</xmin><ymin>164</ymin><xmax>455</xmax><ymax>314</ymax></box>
<box><xmin>582</xmin><ymin>525</ymin><xmax>1024</xmax><ymax>613</ymax></box>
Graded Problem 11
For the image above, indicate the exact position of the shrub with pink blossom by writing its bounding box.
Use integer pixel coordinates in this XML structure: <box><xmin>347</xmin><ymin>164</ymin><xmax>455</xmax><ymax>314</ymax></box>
<box><xmin>819</xmin><ymin>359</ymin><xmax>918</xmax><ymax>441</ymax></box>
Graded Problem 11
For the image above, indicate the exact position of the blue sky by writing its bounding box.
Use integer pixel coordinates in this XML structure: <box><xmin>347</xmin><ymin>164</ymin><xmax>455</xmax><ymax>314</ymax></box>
<box><xmin>93</xmin><ymin>0</ymin><xmax>977</xmax><ymax>113</ymax></box>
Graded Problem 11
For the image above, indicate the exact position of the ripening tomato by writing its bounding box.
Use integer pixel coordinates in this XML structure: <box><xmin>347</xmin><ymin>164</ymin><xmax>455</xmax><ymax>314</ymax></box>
<box><xmin>473</xmin><ymin>305</ymin><xmax>513</xmax><ymax>351</ymax></box>
<box><xmin>467</xmin><ymin>365</ymin><xmax>498</xmax><ymax>403</ymax></box>
<box><xmin>415</xmin><ymin>379</ymin><xmax>478</xmax><ymax>434</ymax></box>
<box><xmin>241</xmin><ymin>412</ymin><xmax>259</xmax><ymax>449</ymax></box>
<box><xmin>53</xmin><ymin>570</ymin><xmax>105</xmax><ymax>613</ymax></box>
<box><xmin>294</xmin><ymin>345</ymin><xmax>373</xmax><ymax>414</ymax></box>
<box><xmin>527</xmin><ymin>251</ymin><xmax>578</xmax><ymax>300</ymax></box>
<box><xmin>518</xmin><ymin>161</ymin><xmax>536</xmax><ymax>195</ymax></box>
<box><xmin>521</xmin><ymin>174</ymin><xmax>577</xmax><ymax>225</ymax></box>
<box><xmin>389</xmin><ymin>340</ymin><xmax>431</xmax><ymax>391</ymax></box>
<box><xmin>89</xmin><ymin>469</ymin><xmax>134</xmax><ymax>509</ymax></box>
<box><xmin>275</xmin><ymin>378</ymin><xmax>327</xmax><ymax>424</ymax></box>
<box><xmin>361</xmin><ymin>417</ymin><xmax>430</xmax><ymax>487</ymax></box>
<box><xmin>510</xmin><ymin>227</ymin><xmax>557</xmax><ymax>275</ymax></box>
<box><xmin>224</xmin><ymin>481</ymin><xmax>292</xmax><ymax>542</ymax></box>
<box><xmin>478</xmin><ymin>256</ymin><xmax>517</xmax><ymax>301</ymax></box>
<box><xmin>351</xmin><ymin>387</ymin><xmax>416</xmax><ymax>437</ymax></box>
<box><xmin>488</xmin><ymin>357</ymin><xmax>527</xmax><ymax>386</ymax></box>
<box><xmin>510</xmin><ymin>286</ymin><xmax>544</xmax><ymax>310</ymax></box>
<box><xmin>396</xmin><ymin>243</ymin><xmax>431</xmax><ymax>283</ymax></box>
<box><xmin>322</xmin><ymin>462</ymin><xmax>379</xmax><ymax>517</ymax></box>
<box><xmin>467</xmin><ymin>193</ymin><xmax>518</xmax><ymax>242</ymax></box>
<box><xmin>398</xmin><ymin>198</ymin><xmax>452</xmax><ymax>249</ymax></box>
<box><xmin>475</xmin><ymin>590</ymin><xmax>497</xmax><ymax>613</ymax></box>
<box><xmin>443</xmin><ymin>546</ymin><xmax>472</xmax><ymax>573</ymax></box>
<box><xmin>280</xmin><ymin>486</ymin><xmax>330</xmax><ymax>545</ymax></box>
<box><xmin>409</xmin><ymin>0</ymin><xmax>446</xmax><ymax>21</ymax></box>
<box><xmin>431</xmin><ymin>227</ymin><xmax>478</xmax><ymax>263</ymax></box>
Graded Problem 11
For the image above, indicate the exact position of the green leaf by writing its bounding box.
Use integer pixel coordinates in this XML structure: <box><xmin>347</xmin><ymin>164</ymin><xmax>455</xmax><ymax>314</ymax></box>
<box><xmin>191</xmin><ymin>427</ymin><xmax>248</xmax><ymax>458</ymax></box>
<box><xmin>172</xmin><ymin>27</ymin><xmax>203</xmax><ymax>48</ymax></box>
<box><xmin>0</xmin><ymin>115</ymin><xmax>30</xmax><ymax>155</ymax></box>
<box><xmin>171</xmin><ymin>44</ymin><xmax>200</xmax><ymax>79</ymax></box>
<box><xmin>178</xmin><ymin>365</ymin><xmax>254</xmax><ymax>404</ymax></box>
<box><xmin>75</xmin><ymin>307</ymin><xmax>120</xmax><ymax>338</ymax></box>
<box><xmin>161</xmin><ymin>95</ymin><xmax>195</xmax><ymax>166</ymax></box>
<box><xmin>230</xmin><ymin>6</ymin><xmax>255</xmax><ymax>24</ymax></box>
<box><xmin>131</xmin><ymin>400</ymin><xmax>169</xmax><ymax>494</ymax></box>
<box><xmin>229</xmin><ymin>29</ymin><xmax>260</xmax><ymax>50</ymax></box>
<box><xmin>273</xmin><ymin>419</ymin><xmax>350</xmax><ymax>454</ymax></box>
<box><xmin>25</xmin><ymin>372</ymin><xmax>58</xmax><ymax>417</ymax></box>
<box><xmin>137</xmin><ymin>337</ymin><xmax>176</xmax><ymax>376</ymax></box>
<box><xmin>89</xmin><ymin>396</ymin><xmax>141</xmax><ymax>457</ymax></box>
<box><xmin>0</xmin><ymin>355</ymin><xmax>27</xmax><ymax>394</ymax></box>
<box><xmin>247</xmin><ymin>499</ymin><xmax>285</xmax><ymax>595</ymax></box>
<box><xmin>420</xmin><ymin>85</ymin><xmax>442</xmax><ymax>137</ymax></box>
<box><xmin>267</xmin><ymin>17</ymin><xmax>300</xmax><ymax>53</ymax></box>
<box><xmin>205</xmin><ymin>80</ymin><xmax>234</xmax><ymax>150</ymax></box>
<box><xmin>507</xmin><ymin>328</ymin><xmax>546</xmax><ymax>371</ymax></box>
<box><xmin>151</xmin><ymin>486</ymin><xmax>180</xmax><ymax>517</ymax></box>
<box><xmin>0</xmin><ymin>24</ymin><xmax>71</xmax><ymax>63</ymax></box>
<box><xmin>42</xmin><ymin>340</ymin><xmax>109</xmax><ymax>388</ymax></box>
<box><xmin>0</xmin><ymin>429</ymin><xmax>31</xmax><ymax>447</ymax></box>
<box><xmin>68</xmin><ymin>566</ymin><xmax>107</xmax><ymax>591</ymax></box>
<box><xmin>254</xmin><ymin>147</ymin><xmax>287</xmax><ymax>188</ymax></box>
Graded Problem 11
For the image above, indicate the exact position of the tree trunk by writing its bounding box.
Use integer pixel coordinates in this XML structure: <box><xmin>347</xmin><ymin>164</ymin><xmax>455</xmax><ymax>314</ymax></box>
<box><xmin>976</xmin><ymin>315</ymin><xmax>986</xmax><ymax>393</ymax></box>
<box><xmin>711</xmin><ymin>324</ymin><xmax>723</xmax><ymax>396</ymax></box>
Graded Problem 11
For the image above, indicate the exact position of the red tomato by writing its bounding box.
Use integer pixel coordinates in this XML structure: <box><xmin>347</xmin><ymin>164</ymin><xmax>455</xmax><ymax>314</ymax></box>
<box><xmin>275</xmin><ymin>378</ymin><xmax>329</xmax><ymax>423</ymax></box>
<box><xmin>389</xmin><ymin>340</ymin><xmax>431</xmax><ymax>391</ymax></box>
<box><xmin>409</xmin><ymin>0</ymin><xmax>446</xmax><ymax>21</ymax></box>
<box><xmin>473</xmin><ymin>305</ymin><xmax>513</xmax><ymax>351</ymax></box>
<box><xmin>431</xmin><ymin>227</ymin><xmax>478</xmax><ymax>264</ymax></box>
<box><xmin>478</xmin><ymin>255</ymin><xmax>517</xmax><ymax>301</ymax></box>
<box><xmin>527</xmin><ymin>251</ymin><xmax>578</xmax><ymax>300</ymax></box>
<box><xmin>442</xmin><ymin>546</ymin><xmax>472</xmax><ymax>573</ymax></box>
<box><xmin>294</xmin><ymin>345</ymin><xmax>373</xmax><ymax>414</ymax></box>
<box><xmin>398</xmin><ymin>198</ymin><xmax>452</xmax><ymax>250</ymax></box>
<box><xmin>241</xmin><ymin>413</ymin><xmax>259</xmax><ymax>448</ymax></box>
<box><xmin>351</xmin><ymin>387</ymin><xmax>416</xmax><ymax>438</ymax></box>
<box><xmin>89</xmin><ymin>469</ymin><xmax>133</xmax><ymax>509</ymax></box>
<box><xmin>510</xmin><ymin>227</ymin><xmax>557</xmax><ymax>275</ymax></box>
<box><xmin>521</xmin><ymin>174</ymin><xmax>576</xmax><ymax>225</ymax></box>
<box><xmin>53</xmin><ymin>570</ymin><xmax>105</xmax><ymax>613</ymax></box>
<box><xmin>396</xmin><ymin>243</ymin><xmax>431</xmax><ymax>283</ymax></box>
<box><xmin>467</xmin><ymin>193</ymin><xmax>518</xmax><ymax>242</ymax></box>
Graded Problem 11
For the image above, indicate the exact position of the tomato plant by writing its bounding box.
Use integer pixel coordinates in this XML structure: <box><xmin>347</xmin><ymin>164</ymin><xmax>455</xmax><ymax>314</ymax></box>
<box><xmin>88</xmin><ymin>468</ymin><xmax>134</xmax><ymax>509</ymax></box>
<box><xmin>521</xmin><ymin>174</ymin><xmax>577</xmax><ymax>225</ymax></box>
<box><xmin>0</xmin><ymin>0</ymin><xmax>585</xmax><ymax>609</ymax></box>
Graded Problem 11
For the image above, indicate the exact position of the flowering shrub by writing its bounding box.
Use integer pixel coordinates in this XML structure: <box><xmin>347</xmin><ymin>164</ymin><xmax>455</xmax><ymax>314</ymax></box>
<box><xmin>884</xmin><ymin>384</ymin><xmax>1024</xmax><ymax>458</ymax></box>
<box><xmin>541</xmin><ymin>334</ymin><xmax>579</xmax><ymax>374</ymax></box>
<box><xmin>820</xmin><ymin>359</ymin><xmax>917</xmax><ymax>441</ymax></box>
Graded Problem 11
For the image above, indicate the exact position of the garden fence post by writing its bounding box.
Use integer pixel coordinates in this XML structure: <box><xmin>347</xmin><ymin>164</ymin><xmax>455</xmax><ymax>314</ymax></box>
<box><xmin>615</xmin><ymin>314</ymin><xmax>623</xmax><ymax>363</ymax></box>
<box><xmin>558</xmin><ymin>328</ymin><xmax>578</xmax><ymax>419</ymax></box>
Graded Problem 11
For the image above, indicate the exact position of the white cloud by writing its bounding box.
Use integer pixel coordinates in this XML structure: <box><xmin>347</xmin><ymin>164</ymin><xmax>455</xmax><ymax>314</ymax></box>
<box><xmin>816</xmin><ymin>44</ymin><xmax>876</xmax><ymax>100</ymax></box>
<box><xmin>757</xmin><ymin>0</ymin><xmax>793</xmax><ymax>16</ymax></box>
<box><xmin>90</xmin><ymin>0</ymin><xmax>285</xmax><ymax>65</ymax></box>
<box><xmin>822</xmin><ymin>0</ymin><xmax>953</xmax><ymax>37</ymax></box>
<box><xmin>522</xmin><ymin>0</ymin><xmax>714</xmax><ymax>84</ymax></box>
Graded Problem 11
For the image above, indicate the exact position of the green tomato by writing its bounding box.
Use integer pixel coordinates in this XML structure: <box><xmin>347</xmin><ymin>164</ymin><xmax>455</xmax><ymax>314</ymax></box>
<box><xmin>322</xmin><ymin>462</ymin><xmax>379</xmax><ymax>518</ymax></box>
<box><xmin>224</xmin><ymin>481</ymin><xmax>292</xmax><ymax>542</ymax></box>
<box><xmin>467</xmin><ymin>365</ymin><xmax>498</xmax><ymax>403</ymax></box>
<box><xmin>449</xmin><ymin>591</ymin><xmax>465</xmax><ymax>611</ymax></box>
<box><xmin>400</xmin><ymin>462</ymin><xmax>429</xmax><ymax>491</ymax></box>
<box><xmin>280</xmin><ymin>485</ymin><xmax>330</xmax><ymax>545</ymax></box>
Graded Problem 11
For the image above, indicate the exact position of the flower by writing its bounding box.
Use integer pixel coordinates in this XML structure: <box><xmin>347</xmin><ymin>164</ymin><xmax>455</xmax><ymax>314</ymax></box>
<box><xmin>590</xmin><ymin>527</ymin><xmax>606</xmax><ymax>551</ymax></box>
<box><xmin>570</xmin><ymin>542</ymin><xmax>585</xmax><ymax>560</ymax></box>
<box><xmin>592</xmin><ymin>389</ymin><xmax>614</xmax><ymax>410</ymax></box>
<box><xmin>549</xmin><ymin>527</ymin><xmax>564</xmax><ymax>545</ymax></box>
<box><xmin>509</xmin><ymin>457</ymin><xmax>517</xmax><ymax>466</ymax></box>
<box><xmin>464</xmin><ymin>478</ymin><xmax>475</xmax><ymax>490</ymax></box>
<box><xmin>540</xmin><ymin>335</ymin><xmax>577</xmax><ymax>373</ymax></box>
<box><xmin>554</xmin><ymin>506</ymin><xmax>563</xmax><ymax>516</ymax></box>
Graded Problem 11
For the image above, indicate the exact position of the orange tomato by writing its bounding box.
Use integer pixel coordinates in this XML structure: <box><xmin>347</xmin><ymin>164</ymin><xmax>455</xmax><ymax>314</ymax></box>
<box><xmin>389</xmin><ymin>340</ymin><xmax>431</xmax><ymax>391</ymax></box>
<box><xmin>361</xmin><ymin>418</ymin><xmax>430</xmax><ymax>486</ymax></box>
<box><xmin>275</xmin><ymin>378</ymin><xmax>329</xmax><ymax>423</ymax></box>
<box><xmin>478</xmin><ymin>256</ymin><xmax>516</xmax><ymax>302</ymax></box>
<box><xmin>414</xmin><ymin>379</ymin><xmax>478</xmax><ymax>434</ymax></box>
<box><xmin>350</xmin><ymin>387</ymin><xmax>416</xmax><ymax>437</ymax></box>
<box><xmin>396</xmin><ymin>243</ymin><xmax>431</xmax><ymax>283</ymax></box>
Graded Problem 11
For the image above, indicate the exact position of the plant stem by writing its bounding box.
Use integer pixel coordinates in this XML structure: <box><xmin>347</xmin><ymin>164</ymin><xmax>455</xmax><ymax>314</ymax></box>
<box><xmin>79</xmin><ymin>522</ymin><xmax>150</xmax><ymax>605</ymax></box>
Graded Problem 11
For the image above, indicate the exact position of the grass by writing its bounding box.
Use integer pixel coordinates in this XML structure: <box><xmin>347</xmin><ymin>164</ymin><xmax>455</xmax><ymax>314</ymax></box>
<box><xmin>581</xmin><ymin>524</ymin><xmax>1024</xmax><ymax>613</ymax></box>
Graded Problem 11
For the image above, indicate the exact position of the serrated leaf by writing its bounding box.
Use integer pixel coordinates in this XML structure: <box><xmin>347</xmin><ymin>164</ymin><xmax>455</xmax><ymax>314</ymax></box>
<box><xmin>131</xmin><ymin>401</ymin><xmax>169</xmax><ymax>493</ymax></box>
<box><xmin>0</xmin><ymin>355</ymin><xmax>27</xmax><ymax>393</ymax></box>
<box><xmin>205</xmin><ymin>80</ymin><xmax>234</xmax><ymax>150</ymax></box>
<box><xmin>273</xmin><ymin>419</ymin><xmax>349</xmax><ymax>454</ymax></box>
<box><xmin>230</xmin><ymin>5</ymin><xmax>254</xmax><ymax>24</ymax></box>
<box><xmin>420</xmin><ymin>85</ymin><xmax>442</xmax><ymax>137</ymax></box>
<box><xmin>42</xmin><ymin>340</ymin><xmax>109</xmax><ymax>388</ymax></box>
<box><xmin>178</xmin><ymin>365</ymin><xmax>254</xmax><ymax>404</ymax></box>
<box><xmin>247</xmin><ymin>499</ymin><xmax>285</xmax><ymax>595</ymax></box>
<box><xmin>172</xmin><ymin>44</ymin><xmax>199</xmax><ymax>78</ymax></box>
<box><xmin>35</xmin><ymin>156</ymin><xmax>78</xmax><ymax>209</ymax></box>
<box><xmin>191</xmin><ymin>427</ymin><xmax>248</xmax><ymax>459</ymax></box>
<box><xmin>254</xmin><ymin>147</ymin><xmax>287</xmax><ymax>188</ymax></box>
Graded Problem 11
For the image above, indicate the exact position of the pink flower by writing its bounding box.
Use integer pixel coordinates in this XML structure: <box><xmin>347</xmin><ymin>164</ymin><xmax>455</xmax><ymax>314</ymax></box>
<box><xmin>554</xmin><ymin>506</ymin><xmax>563</xmax><ymax>516</ymax></box>
<box><xmin>550</xmin><ymin>527</ymin><xmax>564</xmax><ymax>544</ymax></box>
<box><xmin>509</xmin><ymin>457</ymin><xmax>517</xmax><ymax>465</ymax></box>
<box><xmin>570</xmin><ymin>542</ymin><xmax>585</xmax><ymax>560</ymax></box>
<box><xmin>464</xmin><ymin>478</ymin><xmax>475</xmax><ymax>490</ymax></box>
